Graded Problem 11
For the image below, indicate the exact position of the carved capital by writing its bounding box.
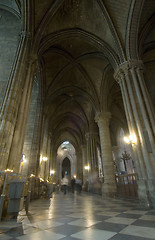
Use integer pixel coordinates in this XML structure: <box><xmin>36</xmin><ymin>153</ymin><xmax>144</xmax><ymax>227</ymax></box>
<box><xmin>20</xmin><ymin>30</ymin><xmax>31</xmax><ymax>39</ymax></box>
<box><xmin>112</xmin><ymin>146</ymin><xmax>120</xmax><ymax>152</ymax></box>
<box><xmin>114</xmin><ymin>60</ymin><xmax>144</xmax><ymax>84</ymax></box>
<box><xmin>81</xmin><ymin>144</ymin><xmax>87</xmax><ymax>150</ymax></box>
<box><xmin>95</xmin><ymin>112</ymin><xmax>111</xmax><ymax>125</ymax></box>
<box><xmin>114</xmin><ymin>68</ymin><xmax>124</xmax><ymax>84</ymax></box>
<box><xmin>85</xmin><ymin>132</ymin><xmax>98</xmax><ymax>141</ymax></box>
<box><xmin>27</xmin><ymin>54</ymin><xmax>38</xmax><ymax>65</ymax></box>
<box><xmin>126</xmin><ymin>59</ymin><xmax>143</xmax><ymax>70</ymax></box>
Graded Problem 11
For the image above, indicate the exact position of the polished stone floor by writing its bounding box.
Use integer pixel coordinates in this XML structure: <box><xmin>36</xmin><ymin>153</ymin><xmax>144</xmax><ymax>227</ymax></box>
<box><xmin>0</xmin><ymin>191</ymin><xmax>155</xmax><ymax>240</ymax></box>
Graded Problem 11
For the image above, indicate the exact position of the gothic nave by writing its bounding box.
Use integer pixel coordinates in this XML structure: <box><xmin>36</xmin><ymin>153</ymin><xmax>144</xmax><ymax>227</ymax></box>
<box><xmin>0</xmin><ymin>0</ymin><xmax>155</xmax><ymax>239</ymax></box>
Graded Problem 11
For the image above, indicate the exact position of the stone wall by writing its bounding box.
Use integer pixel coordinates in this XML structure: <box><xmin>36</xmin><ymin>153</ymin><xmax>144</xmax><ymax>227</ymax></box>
<box><xmin>0</xmin><ymin>8</ymin><xmax>20</xmax><ymax>107</ymax></box>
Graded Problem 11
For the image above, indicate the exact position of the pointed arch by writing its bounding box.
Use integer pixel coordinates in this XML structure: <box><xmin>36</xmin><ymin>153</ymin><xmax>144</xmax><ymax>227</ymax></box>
<box><xmin>97</xmin><ymin>0</ymin><xmax>125</xmax><ymax>62</ymax></box>
<box><xmin>38</xmin><ymin>28</ymin><xmax>120</xmax><ymax>69</ymax></box>
<box><xmin>125</xmin><ymin>0</ymin><xmax>145</xmax><ymax>60</ymax></box>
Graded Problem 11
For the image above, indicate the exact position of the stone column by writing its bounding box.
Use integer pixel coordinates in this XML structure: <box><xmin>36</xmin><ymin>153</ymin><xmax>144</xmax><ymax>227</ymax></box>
<box><xmin>38</xmin><ymin>120</ymin><xmax>49</xmax><ymax>179</ymax></box>
<box><xmin>26</xmin><ymin>87</ymin><xmax>43</xmax><ymax>177</ymax></box>
<box><xmin>0</xmin><ymin>31</ymin><xmax>32</xmax><ymax>171</ymax></box>
<box><xmin>50</xmin><ymin>150</ymin><xmax>57</xmax><ymax>183</ymax></box>
<box><xmin>76</xmin><ymin>150</ymin><xmax>83</xmax><ymax>179</ymax></box>
<box><xmin>51</xmin><ymin>150</ymin><xmax>57</xmax><ymax>174</ymax></box>
<box><xmin>47</xmin><ymin>135</ymin><xmax>52</xmax><ymax>178</ymax></box>
<box><xmin>57</xmin><ymin>155</ymin><xmax>62</xmax><ymax>181</ymax></box>
<box><xmin>81</xmin><ymin>144</ymin><xmax>88</xmax><ymax>183</ymax></box>
<box><xmin>43</xmin><ymin>133</ymin><xmax>51</xmax><ymax>181</ymax></box>
<box><xmin>114</xmin><ymin>60</ymin><xmax>155</xmax><ymax>208</ymax></box>
<box><xmin>85</xmin><ymin>132</ymin><xmax>98</xmax><ymax>174</ymax></box>
<box><xmin>112</xmin><ymin>146</ymin><xmax>122</xmax><ymax>173</ymax></box>
<box><xmin>21</xmin><ymin>69</ymin><xmax>43</xmax><ymax>178</ymax></box>
<box><xmin>95</xmin><ymin>112</ymin><xmax>116</xmax><ymax>197</ymax></box>
<box><xmin>8</xmin><ymin>60</ymin><xmax>36</xmax><ymax>173</ymax></box>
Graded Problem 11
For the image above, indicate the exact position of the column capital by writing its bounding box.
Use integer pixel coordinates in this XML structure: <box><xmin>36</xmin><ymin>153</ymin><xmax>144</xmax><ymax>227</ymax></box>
<box><xmin>20</xmin><ymin>30</ymin><xmax>32</xmax><ymax>39</ymax></box>
<box><xmin>95</xmin><ymin>112</ymin><xmax>111</xmax><ymax>125</ymax></box>
<box><xmin>114</xmin><ymin>60</ymin><xmax>144</xmax><ymax>83</ymax></box>
<box><xmin>112</xmin><ymin>146</ymin><xmax>120</xmax><ymax>152</ymax></box>
<box><xmin>81</xmin><ymin>144</ymin><xmax>87</xmax><ymax>149</ymax></box>
<box><xmin>85</xmin><ymin>132</ymin><xmax>98</xmax><ymax>140</ymax></box>
<box><xmin>27</xmin><ymin>54</ymin><xmax>38</xmax><ymax>65</ymax></box>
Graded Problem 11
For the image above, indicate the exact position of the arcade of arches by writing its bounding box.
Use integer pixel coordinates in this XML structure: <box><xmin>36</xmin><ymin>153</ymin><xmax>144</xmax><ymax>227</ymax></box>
<box><xmin>0</xmin><ymin>0</ymin><xmax>155</xmax><ymax>209</ymax></box>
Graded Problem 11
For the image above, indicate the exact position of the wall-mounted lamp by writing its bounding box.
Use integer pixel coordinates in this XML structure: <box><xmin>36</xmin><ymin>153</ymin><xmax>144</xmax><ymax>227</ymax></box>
<box><xmin>40</xmin><ymin>155</ymin><xmax>42</xmax><ymax>163</ymax></box>
<box><xmin>4</xmin><ymin>169</ymin><xmax>13</xmax><ymax>173</ymax></box>
<box><xmin>30</xmin><ymin>174</ymin><xmax>35</xmax><ymax>178</ymax></box>
<box><xmin>42</xmin><ymin>156</ymin><xmax>48</xmax><ymax>162</ymax></box>
<box><xmin>40</xmin><ymin>155</ymin><xmax>48</xmax><ymax>164</ymax></box>
<box><xmin>50</xmin><ymin>170</ymin><xmax>55</xmax><ymax>175</ymax></box>
<box><xmin>20</xmin><ymin>154</ymin><xmax>27</xmax><ymax>174</ymax></box>
<box><xmin>84</xmin><ymin>165</ymin><xmax>90</xmax><ymax>170</ymax></box>
<box><xmin>39</xmin><ymin>177</ymin><xmax>44</xmax><ymax>182</ymax></box>
<box><xmin>22</xmin><ymin>154</ymin><xmax>26</xmax><ymax>162</ymax></box>
<box><xmin>124</xmin><ymin>134</ymin><xmax>137</xmax><ymax>145</ymax></box>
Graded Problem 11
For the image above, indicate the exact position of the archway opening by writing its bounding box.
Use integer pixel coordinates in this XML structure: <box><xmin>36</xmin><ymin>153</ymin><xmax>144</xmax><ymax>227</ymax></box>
<box><xmin>56</xmin><ymin>141</ymin><xmax>77</xmax><ymax>182</ymax></box>
<box><xmin>62</xmin><ymin>157</ymin><xmax>71</xmax><ymax>178</ymax></box>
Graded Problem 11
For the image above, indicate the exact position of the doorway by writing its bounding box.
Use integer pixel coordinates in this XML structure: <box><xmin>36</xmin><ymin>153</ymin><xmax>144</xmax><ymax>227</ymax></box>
<box><xmin>62</xmin><ymin>157</ymin><xmax>71</xmax><ymax>178</ymax></box>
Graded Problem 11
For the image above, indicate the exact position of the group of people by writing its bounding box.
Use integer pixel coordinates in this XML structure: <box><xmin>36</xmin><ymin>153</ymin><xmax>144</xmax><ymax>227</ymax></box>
<box><xmin>57</xmin><ymin>176</ymin><xmax>82</xmax><ymax>195</ymax></box>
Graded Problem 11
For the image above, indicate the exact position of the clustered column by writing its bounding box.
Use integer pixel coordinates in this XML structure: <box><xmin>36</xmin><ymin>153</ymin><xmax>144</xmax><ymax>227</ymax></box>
<box><xmin>9</xmin><ymin>60</ymin><xmax>36</xmax><ymax>173</ymax></box>
<box><xmin>0</xmin><ymin>31</ymin><xmax>33</xmax><ymax>172</ymax></box>
<box><xmin>95</xmin><ymin>112</ymin><xmax>116</xmax><ymax>197</ymax></box>
<box><xmin>76</xmin><ymin>150</ymin><xmax>83</xmax><ymax>179</ymax></box>
<box><xmin>85</xmin><ymin>132</ymin><xmax>98</xmax><ymax>175</ymax></box>
<box><xmin>38</xmin><ymin>120</ymin><xmax>50</xmax><ymax>180</ymax></box>
<box><xmin>81</xmin><ymin>144</ymin><xmax>88</xmax><ymax>183</ymax></box>
<box><xmin>114</xmin><ymin>60</ymin><xmax>155</xmax><ymax>207</ymax></box>
<box><xmin>112</xmin><ymin>146</ymin><xmax>123</xmax><ymax>173</ymax></box>
<box><xmin>27</xmin><ymin>86</ymin><xmax>43</xmax><ymax>177</ymax></box>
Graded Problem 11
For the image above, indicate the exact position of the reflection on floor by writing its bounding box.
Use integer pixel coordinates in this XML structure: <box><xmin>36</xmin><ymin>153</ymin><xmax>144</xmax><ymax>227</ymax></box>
<box><xmin>0</xmin><ymin>191</ymin><xmax>155</xmax><ymax>240</ymax></box>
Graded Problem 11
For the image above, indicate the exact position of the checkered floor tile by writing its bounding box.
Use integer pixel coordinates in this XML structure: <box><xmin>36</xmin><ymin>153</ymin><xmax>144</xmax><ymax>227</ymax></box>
<box><xmin>0</xmin><ymin>191</ymin><xmax>155</xmax><ymax>240</ymax></box>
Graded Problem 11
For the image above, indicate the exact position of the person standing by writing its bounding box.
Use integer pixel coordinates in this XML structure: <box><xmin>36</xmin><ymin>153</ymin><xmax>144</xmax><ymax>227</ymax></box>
<box><xmin>71</xmin><ymin>176</ymin><xmax>75</xmax><ymax>193</ymax></box>
<box><xmin>75</xmin><ymin>177</ymin><xmax>82</xmax><ymax>194</ymax></box>
<box><xmin>56</xmin><ymin>179</ymin><xmax>61</xmax><ymax>193</ymax></box>
<box><xmin>62</xmin><ymin>175</ymin><xmax>69</xmax><ymax>195</ymax></box>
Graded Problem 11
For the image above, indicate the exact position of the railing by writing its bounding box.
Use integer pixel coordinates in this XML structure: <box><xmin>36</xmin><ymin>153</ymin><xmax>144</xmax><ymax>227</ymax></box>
<box><xmin>115</xmin><ymin>173</ymin><xmax>138</xmax><ymax>199</ymax></box>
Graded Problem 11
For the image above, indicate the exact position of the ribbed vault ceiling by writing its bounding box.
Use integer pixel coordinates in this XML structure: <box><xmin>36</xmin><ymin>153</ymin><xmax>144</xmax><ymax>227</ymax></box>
<box><xmin>3</xmin><ymin>0</ymin><xmax>154</xmax><ymax>150</ymax></box>
<box><xmin>33</xmin><ymin>0</ymin><xmax>154</xmax><ymax>149</ymax></box>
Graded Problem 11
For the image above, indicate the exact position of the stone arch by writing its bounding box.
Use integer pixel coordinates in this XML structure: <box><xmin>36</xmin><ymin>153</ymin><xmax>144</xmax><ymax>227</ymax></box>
<box><xmin>56</xmin><ymin>141</ymin><xmax>77</xmax><ymax>180</ymax></box>
<box><xmin>97</xmin><ymin>0</ymin><xmax>125</xmax><ymax>62</ymax></box>
<box><xmin>0</xmin><ymin>1</ymin><xmax>21</xmax><ymax>19</ymax></box>
<box><xmin>33</xmin><ymin>0</ymin><xmax>65</xmax><ymax>51</ymax></box>
<box><xmin>0</xmin><ymin>7</ymin><xmax>21</xmax><ymax>108</ymax></box>
<box><xmin>138</xmin><ymin>13</ymin><xmax>155</xmax><ymax>57</ymax></box>
<box><xmin>37</xmin><ymin>28</ymin><xmax>120</xmax><ymax>68</ymax></box>
<box><xmin>62</xmin><ymin>157</ymin><xmax>71</xmax><ymax>178</ymax></box>
<box><xmin>100</xmin><ymin>64</ymin><xmax>113</xmax><ymax>111</ymax></box>
<box><xmin>125</xmin><ymin>0</ymin><xmax>145</xmax><ymax>60</ymax></box>
<box><xmin>43</xmin><ymin>47</ymin><xmax>100</xmax><ymax>108</ymax></box>
<box><xmin>46</xmin><ymin>85</ymin><xmax>100</xmax><ymax>113</ymax></box>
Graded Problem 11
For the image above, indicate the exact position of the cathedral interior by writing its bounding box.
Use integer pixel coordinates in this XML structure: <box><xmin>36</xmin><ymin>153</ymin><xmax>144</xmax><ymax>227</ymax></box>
<box><xmin>0</xmin><ymin>0</ymin><xmax>155</xmax><ymax>239</ymax></box>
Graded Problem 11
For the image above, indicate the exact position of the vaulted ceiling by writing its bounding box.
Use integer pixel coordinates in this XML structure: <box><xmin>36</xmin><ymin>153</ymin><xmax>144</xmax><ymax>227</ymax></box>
<box><xmin>33</xmin><ymin>0</ymin><xmax>155</xmax><ymax>150</ymax></box>
<box><xmin>34</xmin><ymin>0</ymin><xmax>126</xmax><ymax>149</ymax></box>
<box><xmin>1</xmin><ymin>0</ymin><xmax>155</xmax><ymax>150</ymax></box>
